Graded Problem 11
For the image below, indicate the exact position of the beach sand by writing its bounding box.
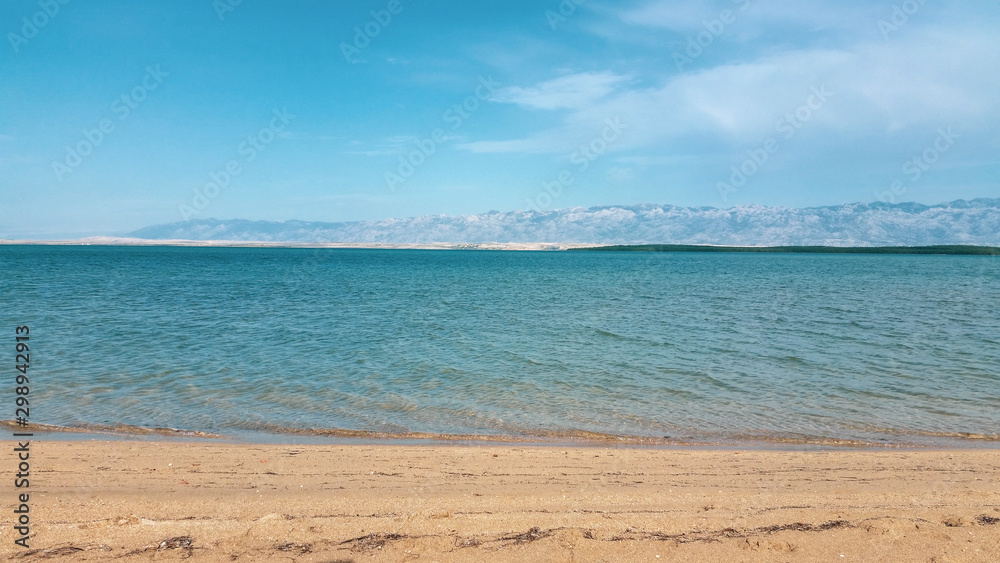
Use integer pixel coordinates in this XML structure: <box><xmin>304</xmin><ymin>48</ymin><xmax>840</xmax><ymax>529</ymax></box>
<box><xmin>4</xmin><ymin>441</ymin><xmax>999</xmax><ymax>561</ymax></box>
<box><xmin>0</xmin><ymin>238</ymin><xmax>596</xmax><ymax>251</ymax></box>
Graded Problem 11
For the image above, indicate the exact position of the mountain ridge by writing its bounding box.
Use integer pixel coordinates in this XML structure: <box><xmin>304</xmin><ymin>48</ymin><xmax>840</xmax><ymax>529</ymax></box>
<box><xmin>127</xmin><ymin>199</ymin><xmax>1000</xmax><ymax>246</ymax></box>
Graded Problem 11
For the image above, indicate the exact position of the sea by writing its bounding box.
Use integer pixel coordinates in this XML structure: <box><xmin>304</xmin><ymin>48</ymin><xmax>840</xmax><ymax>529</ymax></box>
<box><xmin>1</xmin><ymin>245</ymin><xmax>998</xmax><ymax>447</ymax></box>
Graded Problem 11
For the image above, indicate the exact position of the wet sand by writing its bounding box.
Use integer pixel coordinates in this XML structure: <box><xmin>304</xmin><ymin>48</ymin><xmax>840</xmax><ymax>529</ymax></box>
<box><xmin>3</xmin><ymin>441</ymin><xmax>999</xmax><ymax>561</ymax></box>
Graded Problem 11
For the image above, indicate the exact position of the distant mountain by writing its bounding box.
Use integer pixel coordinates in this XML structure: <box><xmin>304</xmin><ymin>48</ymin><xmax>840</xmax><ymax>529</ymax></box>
<box><xmin>128</xmin><ymin>199</ymin><xmax>1000</xmax><ymax>246</ymax></box>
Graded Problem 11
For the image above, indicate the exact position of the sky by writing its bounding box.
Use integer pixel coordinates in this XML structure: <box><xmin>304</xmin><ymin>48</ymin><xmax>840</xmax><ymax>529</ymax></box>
<box><xmin>1</xmin><ymin>0</ymin><xmax>998</xmax><ymax>238</ymax></box>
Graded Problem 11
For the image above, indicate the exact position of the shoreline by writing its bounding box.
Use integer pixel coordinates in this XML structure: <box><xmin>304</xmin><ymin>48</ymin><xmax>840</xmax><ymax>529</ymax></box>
<box><xmin>6</xmin><ymin>421</ymin><xmax>998</xmax><ymax>450</ymax></box>
<box><xmin>0</xmin><ymin>238</ymin><xmax>595</xmax><ymax>250</ymax></box>
<box><xmin>4</xmin><ymin>440</ymin><xmax>998</xmax><ymax>561</ymax></box>
<box><xmin>3</xmin><ymin>238</ymin><xmax>999</xmax><ymax>255</ymax></box>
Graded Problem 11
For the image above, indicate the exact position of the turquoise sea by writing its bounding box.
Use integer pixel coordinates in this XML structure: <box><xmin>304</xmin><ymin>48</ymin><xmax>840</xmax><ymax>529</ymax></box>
<box><xmin>1</xmin><ymin>245</ymin><xmax>998</xmax><ymax>447</ymax></box>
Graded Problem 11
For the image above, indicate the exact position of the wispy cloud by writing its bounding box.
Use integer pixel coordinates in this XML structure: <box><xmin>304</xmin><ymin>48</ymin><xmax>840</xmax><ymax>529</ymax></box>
<box><xmin>492</xmin><ymin>71</ymin><xmax>631</xmax><ymax>110</ymax></box>
<box><xmin>459</xmin><ymin>25</ymin><xmax>1000</xmax><ymax>156</ymax></box>
<box><xmin>618</xmin><ymin>0</ymin><xmax>879</xmax><ymax>35</ymax></box>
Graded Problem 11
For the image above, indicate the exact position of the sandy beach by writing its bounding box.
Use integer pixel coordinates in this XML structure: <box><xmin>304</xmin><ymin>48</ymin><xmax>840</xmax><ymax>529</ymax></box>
<box><xmin>2</xmin><ymin>441</ymin><xmax>998</xmax><ymax>561</ymax></box>
<box><xmin>0</xmin><ymin>238</ymin><xmax>596</xmax><ymax>251</ymax></box>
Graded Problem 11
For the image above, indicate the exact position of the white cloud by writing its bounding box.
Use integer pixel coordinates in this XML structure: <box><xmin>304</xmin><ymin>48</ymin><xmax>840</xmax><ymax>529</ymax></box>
<box><xmin>492</xmin><ymin>71</ymin><xmax>631</xmax><ymax>110</ymax></box>
<box><xmin>619</xmin><ymin>0</ymin><xmax>879</xmax><ymax>34</ymax></box>
<box><xmin>459</xmin><ymin>25</ymin><xmax>1000</xmax><ymax>156</ymax></box>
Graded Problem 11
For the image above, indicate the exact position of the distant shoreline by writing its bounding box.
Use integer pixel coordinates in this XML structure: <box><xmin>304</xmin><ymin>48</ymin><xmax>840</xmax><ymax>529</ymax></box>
<box><xmin>572</xmin><ymin>244</ymin><xmax>1000</xmax><ymax>255</ymax></box>
<box><xmin>2</xmin><ymin>239</ymin><xmax>999</xmax><ymax>254</ymax></box>
<box><xmin>0</xmin><ymin>238</ymin><xmax>590</xmax><ymax>251</ymax></box>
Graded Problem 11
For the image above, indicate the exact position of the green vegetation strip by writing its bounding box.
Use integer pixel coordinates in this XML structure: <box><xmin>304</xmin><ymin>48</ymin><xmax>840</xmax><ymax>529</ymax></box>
<box><xmin>569</xmin><ymin>245</ymin><xmax>1000</xmax><ymax>255</ymax></box>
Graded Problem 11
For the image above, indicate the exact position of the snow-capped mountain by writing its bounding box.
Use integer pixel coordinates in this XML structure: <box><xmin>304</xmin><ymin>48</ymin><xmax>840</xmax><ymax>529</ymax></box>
<box><xmin>128</xmin><ymin>199</ymin><xmax>1000</xmax><ymax>246</ymax></box>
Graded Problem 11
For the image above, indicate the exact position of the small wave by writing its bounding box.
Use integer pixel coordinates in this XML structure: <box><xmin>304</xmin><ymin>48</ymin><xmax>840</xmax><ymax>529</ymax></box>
<box><xmin>729</xmin><ymin>432</ymin><xmax>902</xmax><ymax>448</ymax></box>
<box><xmin>9</xmin><ymin>419</ymin><xmax>997</xmax><ymax>447</ymax></box>
<box><xmin>228</xmin><ymin>423</ymin><xmax>705</xmax><ymax>445</ymax></box>
<box><xmin>594</xmin><ymin>329</ymin><xmax>630</xmax><ymax>341</ymax></box>
<box><xmin>839</xmin><ymin>422</ymin><xmax>1000</xmax><ymax>442</ymax></box>
<box><xmin>906</xmin><ymin>430</ymin><xmax>1000</xmax><ymax>441</ymax></box>
<box><xmin>0</xmin><ymin>420</ymin><xmax>225</xmax><ymax>439</ymax></box>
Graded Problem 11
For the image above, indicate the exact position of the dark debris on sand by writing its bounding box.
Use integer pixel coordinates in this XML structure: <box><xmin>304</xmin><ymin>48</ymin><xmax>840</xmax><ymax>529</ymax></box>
<box><xmin>499</xmin><ymin>527</ymin><xmax>551</xmax><ymax>545</ymax></box>
<box><xmin>339</xmin><ymin>532</ymin><xmax>407</xmax><ymax>551</ymax></box>
<box><xmin>158</xmin><ymin>536</ymin><xmax>194</xmax><ymax>550</ymax></box>
<box><xmin>641</xmin><ymin>520</ymin><xmax>852</xmax><ymax>544</ymax></box>
<box><xmin>13</xmin><ymin>543</ymin><xmax>112</xmax><ymax>560</ymax></box>
<box><xmin>275</xmin><ymin>541</ymin><xmax>312</xmax><ymax>554</ymax></box>
<box><xmin>977</xmin><ymin>514</ymin><xmax>1000</xmax><ymax>525</ymax></box>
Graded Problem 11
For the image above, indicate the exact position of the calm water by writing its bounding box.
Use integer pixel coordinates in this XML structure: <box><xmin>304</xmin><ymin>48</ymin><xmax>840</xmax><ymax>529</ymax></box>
<box><xmin>1</xmin><ymin>245</ymin><xmax>998</xmax><ymax>447</ymax></box>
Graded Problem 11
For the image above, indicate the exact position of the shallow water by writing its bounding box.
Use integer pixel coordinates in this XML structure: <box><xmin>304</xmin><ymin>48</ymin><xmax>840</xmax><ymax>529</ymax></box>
<box><xmin>2</xmin><ymin>245</ymin><xmax>998</xmax><ymax>446</ymax></box>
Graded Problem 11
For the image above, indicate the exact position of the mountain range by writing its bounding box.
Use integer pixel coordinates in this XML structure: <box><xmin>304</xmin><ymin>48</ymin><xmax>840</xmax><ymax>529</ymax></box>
<box><xmin>127</xmin><ymin>199</ymin><xmax>1000</xmax><ymax>247</ymax></box>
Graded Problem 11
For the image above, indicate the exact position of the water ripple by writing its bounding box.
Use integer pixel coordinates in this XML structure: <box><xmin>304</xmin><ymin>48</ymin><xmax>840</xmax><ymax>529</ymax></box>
<box><xmin>1</xmin><ymin>246</ymin><xmax>998</xmax><ymax>446</ymax></box>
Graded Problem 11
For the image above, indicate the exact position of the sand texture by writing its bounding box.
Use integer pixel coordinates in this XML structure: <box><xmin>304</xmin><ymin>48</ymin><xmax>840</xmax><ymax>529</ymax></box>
<box><xmin>3</xmin><ymin>441</ymin><xmax>999</xmax><ymax>561</ymax></box>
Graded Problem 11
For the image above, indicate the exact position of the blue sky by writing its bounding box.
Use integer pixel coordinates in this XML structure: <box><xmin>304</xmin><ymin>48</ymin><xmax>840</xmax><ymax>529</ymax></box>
<box><xmin>1</xmin><ymin>0</ymin><xmax>998</xmax><ymax>238</ymax></box>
